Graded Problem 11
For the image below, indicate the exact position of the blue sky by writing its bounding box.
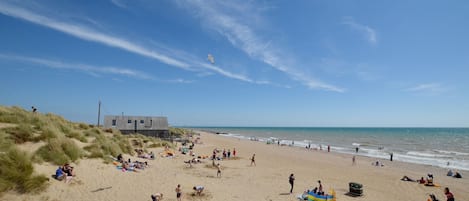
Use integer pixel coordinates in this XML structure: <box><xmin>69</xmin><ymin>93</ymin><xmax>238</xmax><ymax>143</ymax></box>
<box><xmin>1</xmin><ymin>0</ymin><xmax>468</xmax><ymax>127</ymax></box>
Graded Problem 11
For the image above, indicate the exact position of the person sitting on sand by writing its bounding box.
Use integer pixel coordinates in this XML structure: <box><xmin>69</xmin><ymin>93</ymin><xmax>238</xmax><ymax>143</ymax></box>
<box><xmin>63</xmin><ymin>165</ymin><xmax>74</xmax><ymax>184</ymax></box>
<box><xmin>425</xmin><ymin>174</ymin><xmax>434</xmax><ymax>186</ymax></box>
<box><xmin>419</xmin><ymin>177</ymin><xmax>426</xmax><ymax>184</ymax></box>
<box><xmin>444</xmin><ymin>187</ymin><xmax>454</xmax><ymax>201</ymax></box>
<box><xmin>317</xmin><ymin>180</ymin><xmax>323</xmax><ymax>195</ymax></box>
<box><xmin>55</xmin><ymin>166</ymin><xmax>65</xmax><ymax>181</ymax></box>
<box><xmin>453</xmin><ymin>171</ymin><xmax>462</xmax><ymax>178</ymax></box>
<box><xmin>447</xmin><ymin>169</ymin><xmax>453</xmax><ymax>176</ymax></box>
<box><xmin>428</xmin><ymin>193</ymin><xmax>439</xmax><ymax>201</ymax></box>
<box><xmin>117</xmin><ymin>154</ymin><xmax>123</xmax><ymax>163</ymax></box>
<box><xmin>151</xmin><ymin>193</ymin><xmax>163</xmax><ymax>201</ymax></box>
<box><xmin>193</xmin><ymin>185</ymin><xmax>204</xmax><ymax>196</ymax></box>
<box><xmin>401</xmin><ymin>176</ymin><xmax>416</xmax><ymax>182</ymax></box>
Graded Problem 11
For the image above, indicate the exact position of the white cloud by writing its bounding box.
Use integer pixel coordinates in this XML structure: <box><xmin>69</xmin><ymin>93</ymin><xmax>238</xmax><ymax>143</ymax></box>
<box><xmin>0</xmin><ymin>1</ymin><xmax>190</xmax><ymax>69</ymax></box>
<box><xmin>405</xmin><ymin>83</ymin><xmax>446</xmax><ymax>94</ymax></box>
<box><xmin>181</xmin><ymin>0</ymin><xmax>344</xmax><ymax>92</ymax></box>
<box><xmin>0</xmin><ymin>54</ymin><xmax>153</xmax><ymax>79</ymax></box>
<box><xmin>168</xmin><ymin>78</ymin><xmax>194</xmax><ymax>84</ymax></box>
<box><xmin>0</xmin><ymin>1</ymin><xmax>268</xmax><ymax>84</ymax></box>
<box><xmin>342</xmin><ymin>17</ymin><xmax>377</xmax><ymax>44</ymax></box>
<box><xmin>110</xmin><ymin>0</ymin><xmax>127</xmax><ymax>9</ymax></box>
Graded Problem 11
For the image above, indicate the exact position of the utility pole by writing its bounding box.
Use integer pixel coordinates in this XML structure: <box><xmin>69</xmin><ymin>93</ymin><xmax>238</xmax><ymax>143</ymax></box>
<box><xmin>97</xmin><ymin>100</ymin><xmax>101</xmax><ymax>127</ymax></box>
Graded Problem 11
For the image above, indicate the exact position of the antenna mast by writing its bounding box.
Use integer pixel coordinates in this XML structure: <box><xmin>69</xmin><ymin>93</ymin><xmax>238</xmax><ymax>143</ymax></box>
<box><xmin>97</xmin><ymin>100</ymin><xmax>101</xmax><ymax>127</ymax></box>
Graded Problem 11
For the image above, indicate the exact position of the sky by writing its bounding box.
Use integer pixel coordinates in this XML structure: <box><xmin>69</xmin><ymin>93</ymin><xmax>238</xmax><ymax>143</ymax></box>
<box><xmin>0</xmin><ymin>0</ymin><xmax>468</xmax><ymax>127</ymax></box>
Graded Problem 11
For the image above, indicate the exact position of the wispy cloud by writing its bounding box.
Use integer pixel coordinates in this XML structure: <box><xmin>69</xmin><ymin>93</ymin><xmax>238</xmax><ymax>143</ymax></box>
<box><xmin>0</xmin><ymin>1</ymin><xmax>266</xmax><ymax>85</ymax></box>
<box><xmin>0</xmin><ymin>54</ymin><xmax>153</xmax><ymax>79</ymax></box>
<box><xmin>110</xmin><ymin>0</ymin><xmax>127</xmax><ymax>9</ymax></box>
<box><xmin>181</xmin><ymin>1</ymin><xmax>344</xmax><ymax>92</ymax></box>
<box><xmin>0</xmin><ymin>1</ymin><xmax>189</xmax><ymax>69</ymax></box>
<box><xmin>167</xmin><ymin>78</ymin><xmax>194</xmax><ymax>84</ymax></box>
<box><xmin>342</xmin><ymin>17</ymin><xmax>377</xmax><ymax>45</ymax></box>
<box><xmin>405</xmin><ymin>83</ymin><xmax>446</xmax><ymax>95</ymax></box>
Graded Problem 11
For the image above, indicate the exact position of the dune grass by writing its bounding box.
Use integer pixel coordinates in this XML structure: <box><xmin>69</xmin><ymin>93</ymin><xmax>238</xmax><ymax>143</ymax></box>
<box><xmin>0</xmin><ymin>105</ymin><xmax>180</xmax><ymax>196</ymax></box>
<box><xmin>0</xmin><ymin>143</ymin><xmax>49</xmax><ymax>195</ymax></box>
<box><xmin>36</xmin><ymin>137</ymin><xmax>84</xmax><ymax>165</ymax></box>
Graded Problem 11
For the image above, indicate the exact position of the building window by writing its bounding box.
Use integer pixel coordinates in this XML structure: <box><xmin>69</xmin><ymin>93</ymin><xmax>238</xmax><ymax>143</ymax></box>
<box><xmin>112</xmin><ymin>119</ymin><xmax>116</xmax><ymax>126</ymax></box>
<box><xmin>140</xmin><ymin>120</ymin><xmax>144</xmax><ymax>124</ymax></box>
<box><xmin>128</xmin><ymin>120</ymin><xmax>132</xmax><ymax>124</ymax></box>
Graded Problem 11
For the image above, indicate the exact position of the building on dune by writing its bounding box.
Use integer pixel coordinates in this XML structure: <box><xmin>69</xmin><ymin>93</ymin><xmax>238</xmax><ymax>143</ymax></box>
<box><xmin>104</xmin><ymin>115</ymin><xmax>170</xmax><ymax>139</ymax></box>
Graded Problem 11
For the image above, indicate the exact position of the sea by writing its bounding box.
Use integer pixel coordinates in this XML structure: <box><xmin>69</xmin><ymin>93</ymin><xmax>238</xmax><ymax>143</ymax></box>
<box><xmin>189</xmin><ymin>127</ymin><xmax>469</xmax><ymax>171</ymax></box>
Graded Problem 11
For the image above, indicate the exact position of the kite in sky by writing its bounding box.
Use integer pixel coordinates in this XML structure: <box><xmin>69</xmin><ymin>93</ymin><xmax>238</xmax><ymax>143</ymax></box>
<box><xmin>207</xmin><ymin>54</ymin><xmax>215</xmax><ymax>64</ymax></box>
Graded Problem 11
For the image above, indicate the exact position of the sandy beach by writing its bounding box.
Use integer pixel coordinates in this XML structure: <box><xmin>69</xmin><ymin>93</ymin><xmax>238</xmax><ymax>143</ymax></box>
<box><xmin>4</xmin><ymin>131</ymin><xmax>469</xmax><ymax>201</ymax></box>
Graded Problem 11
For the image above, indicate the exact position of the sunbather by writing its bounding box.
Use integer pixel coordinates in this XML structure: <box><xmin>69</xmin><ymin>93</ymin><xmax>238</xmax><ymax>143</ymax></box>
<box><xmin>151</xmin><ymin>193</ymin><xmax>163</xmax><ymax>201</ymax></box>
<box><xmin>401</xmin><ymin>175</ymin><xmax>416</xmax><ymax>182</ymax></box>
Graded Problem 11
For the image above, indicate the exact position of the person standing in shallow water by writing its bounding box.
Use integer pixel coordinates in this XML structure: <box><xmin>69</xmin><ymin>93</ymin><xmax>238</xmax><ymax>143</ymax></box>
<box><xmin>289</xmin><ymin>173</ymin><xmax>295</xmax><ymax>194</ymax></box>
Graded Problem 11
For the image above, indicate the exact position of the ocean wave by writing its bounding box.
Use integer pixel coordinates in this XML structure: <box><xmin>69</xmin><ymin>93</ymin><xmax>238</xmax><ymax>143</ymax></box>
<box><xmin>407</xmin><ymin>151</ymin><xmax>449</xmax><ymax>158</ymax></box>
<box><xmin>214</xmin><ymin>130</ymin><xmax>469</xmax><ymax>171</ymax></box>
<box><xmin>434</xmin><ymin>149</ymin><xmax>469</xmax><ymax>156</ymax></box>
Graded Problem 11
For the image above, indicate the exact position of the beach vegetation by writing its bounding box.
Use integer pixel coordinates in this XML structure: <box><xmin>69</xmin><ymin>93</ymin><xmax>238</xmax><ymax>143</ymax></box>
<box><xmin>36</xmin><ymin>138</ymin><xmax>84</xmax><ymax>165</ymax></box>
<box><xmin>0</xmin><ymin>147</ymin><xmax>49</xmax><ymax>195</ymax></box>
<box><xmin>0</xmin><ymin>105</ymin><xmax>175</xmax><ymax>196</ymax></box>
<box><xmin>4</xmin><ymin>123</ymin><xmax>34</xmax><ymax>143</ymax></box>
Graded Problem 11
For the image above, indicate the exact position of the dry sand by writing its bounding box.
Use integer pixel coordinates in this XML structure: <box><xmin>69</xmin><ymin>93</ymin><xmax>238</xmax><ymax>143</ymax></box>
<box><xmin>4</xmin><ymin>131</ymin><xmax>469</xmax><ymax>201</ymax></box>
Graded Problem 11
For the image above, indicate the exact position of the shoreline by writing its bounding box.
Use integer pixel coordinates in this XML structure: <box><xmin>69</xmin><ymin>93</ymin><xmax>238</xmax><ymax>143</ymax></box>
<box><xmin>211</xmin><ymin>130</ymin><xmax>469</xmax><ymax>175</ymax></box>
<box><xmin>197</xmin><ymin>127</ymin><xmax>469</xmax><ymax>172</ymax></box>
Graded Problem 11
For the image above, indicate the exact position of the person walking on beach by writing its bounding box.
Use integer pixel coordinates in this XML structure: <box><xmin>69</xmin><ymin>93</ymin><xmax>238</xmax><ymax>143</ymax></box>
<box><xmin>390</xmin><ymin>152</ymin><xmax>393</xmax><ymax>161</ymax></box>
<box><xmin>175</xmin><ymin>184</ymin><xmax>182</xmax><ymax>201</ymax></box>
<box><xmin>216</xmin><ymin>163</ymin><xmax>221</xmax><ymax>178</ymax></box>
<box><xmin>250</xmin><ymin>154</ymin><xmax>256</xmax><ymax>166</ymax></box>
<box><xmin>289</xmin><ymin>173</ymin><xmax>295</xmax><ymax>194</ymax></box>
<box><xmin>355</xmin><ymin>147</ymin><xmax>359</xmax><ymax>153</ymax></box>
<box><xmin>233</xmin><ymin>148</ymin><xmax>236</xmax><ymax>157</ymax></box>
<box><xmin>352</xmin><ymin>156</ymin><xmax>356</xmax><ymax>165</ymax></box>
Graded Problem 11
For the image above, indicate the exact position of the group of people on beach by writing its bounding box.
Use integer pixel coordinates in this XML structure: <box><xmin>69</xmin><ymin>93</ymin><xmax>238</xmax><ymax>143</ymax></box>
<box><xmin>54</xmin><ymin>163</ymin><xmax>75</xmax><ymax>183</ymax></box>
<box><xmin>400</xmin><ymin>173</ymin><xmax>457</xmax><ymax>201</ymax></box>
<box><xmin>446</xmin><ymin>169</ymin><xmax>462</xmax><ymax>178</ymax></box>
<box><xmin>115</xmin><ymin>153</ymin><xmax>149</xmax><ymax>172</ymax></box>
<box><xmin>151</xmin><ymin>184</ymin><xmax>205</xmax><ymax>201</ymax></box>
<box><xmin>135</xmin><ymin>149</ymin><xmax>155</xmax><ymax>159</ymax></box>
<box><xmin>211</xmin><ymin>147</ymin><xmax>236</xmax><ymax>161</ymax></box>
